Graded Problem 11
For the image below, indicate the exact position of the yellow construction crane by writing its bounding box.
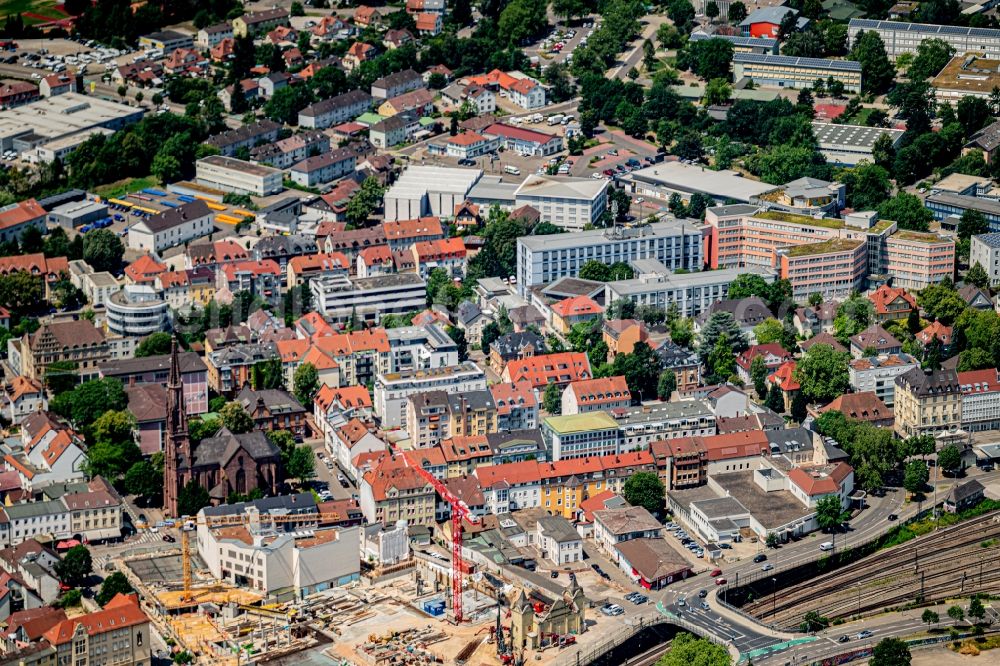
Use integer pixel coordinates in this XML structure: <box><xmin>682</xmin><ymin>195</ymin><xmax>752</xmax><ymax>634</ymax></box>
<box><xmin>179</xmin><ymin>511</ymin><xmax>325</xmax><ymax>602</ymax></box>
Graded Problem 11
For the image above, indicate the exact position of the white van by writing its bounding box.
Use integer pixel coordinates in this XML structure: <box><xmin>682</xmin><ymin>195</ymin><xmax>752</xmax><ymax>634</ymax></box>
<box><xmin>504</xmin><ymin>165</ymin><xmax>521</xmax><ymax>175</ymax></box>
<box><xmin>819</xmin><ymin>541</ymin><xmax>834</xmax><ymax>551</ymax></box>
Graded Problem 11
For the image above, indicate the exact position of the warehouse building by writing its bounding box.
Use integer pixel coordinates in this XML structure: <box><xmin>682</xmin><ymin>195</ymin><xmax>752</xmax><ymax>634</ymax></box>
<box><xmin>848</xmin><ymin>18</ymin><xmax>1000</xmax><ymax>60</ymax></box>
<box><xmin>0</xmin><ymin>93</ymin><xmax>144</xmax><ymax>155</ymax></box>
<box><xmin>196</xmin><ymin>155</ymin><xmax>284</xmax><ymax>196</ymax></box>
<box><xmin>811</xmin><ymin>122</ymin><xmax>905</xmax><ymax>166</ymax></box>
<box><xmin>620</xmin><ymin>162</ymin><xmax>774</xmax><ymax>204</ymax></box>
<box><xmin>733</xmin><ymin>53</ymin><xmax>863</xmax><ymax>93</ymax></box>
<box><xmin>383</xmin><ymin>165</ymin><xmax>483</xmax><ymax>221</ymax></box>
<box><xmin>46</xmin><ymin>199</ymin><xmax>109</xmax><ymax>229</ymax></box>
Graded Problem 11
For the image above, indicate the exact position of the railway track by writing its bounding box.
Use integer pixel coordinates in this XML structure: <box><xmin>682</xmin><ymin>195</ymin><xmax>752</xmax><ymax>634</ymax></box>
<box><xmin>742</xmin><ymin>511</ymin><xmax>1000</xmax><ymax>628</ymax></box>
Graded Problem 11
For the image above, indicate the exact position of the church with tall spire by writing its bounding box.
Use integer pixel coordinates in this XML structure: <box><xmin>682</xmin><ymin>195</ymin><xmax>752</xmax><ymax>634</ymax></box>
<box><xmin>163</xmin><ymin>337</ymin><xmax>283</xmax><ymax>517</ymax></box>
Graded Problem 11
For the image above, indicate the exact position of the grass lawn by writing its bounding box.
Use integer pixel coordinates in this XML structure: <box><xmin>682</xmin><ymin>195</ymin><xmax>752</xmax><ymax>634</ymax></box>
<box><xmin>2</xmin><ymin>0</ymin><xmax>68</xmax><ymax>23</ymax></box>
<box><xmin>94</xmin><ymin>176</ymin><xmax>161</xmax><ymax>200</ymax></box>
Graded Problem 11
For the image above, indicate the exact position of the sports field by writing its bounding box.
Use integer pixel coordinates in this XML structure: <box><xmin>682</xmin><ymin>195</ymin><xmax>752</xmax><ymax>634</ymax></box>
<box><xmin>1</xmin><ymin>0</ymin><xmax>72</xmax><ymax>25</ymax></box>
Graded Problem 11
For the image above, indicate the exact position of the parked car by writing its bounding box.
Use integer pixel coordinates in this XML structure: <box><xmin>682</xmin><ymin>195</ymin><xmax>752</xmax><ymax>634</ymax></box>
<box><xmin>698</xmin><ymin>589</ymin><xmax>708</xmax><ymax>598</ymax></box>
<box><xmin>753</xmin><ymin>553</ymin><xmax>768</xmax><ymax>563</ymax></box>
<box><xmin>550</xmin><ymin>571</ymin><xmax>559</xmax><ymax>578</ymax></box>
<box><xmin>710</xmin><ymin>568</ymin><xmax>722</xmax><ymax>577</ymax></box>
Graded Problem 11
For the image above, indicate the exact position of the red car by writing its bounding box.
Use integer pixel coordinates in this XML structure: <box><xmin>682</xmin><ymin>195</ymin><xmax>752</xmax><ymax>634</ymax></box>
<box><xmin>715</xmin><ymin>578</ymin><xmax>727</xmax><ymax>585</ymax></box>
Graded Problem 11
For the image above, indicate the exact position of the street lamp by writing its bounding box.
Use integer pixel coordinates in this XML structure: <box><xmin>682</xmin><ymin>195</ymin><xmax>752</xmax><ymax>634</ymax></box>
<box><xmin>772</xmin><ymin>577</ymin><xmax>777</xmax><ymax>618</ymax></box>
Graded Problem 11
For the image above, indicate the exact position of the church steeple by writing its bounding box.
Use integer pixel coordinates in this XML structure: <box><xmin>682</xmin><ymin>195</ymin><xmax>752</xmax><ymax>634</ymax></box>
<box><xmin>163</xmin><ymin>336</ymin><xmax>190</xmax><ymax>517</ymax></box>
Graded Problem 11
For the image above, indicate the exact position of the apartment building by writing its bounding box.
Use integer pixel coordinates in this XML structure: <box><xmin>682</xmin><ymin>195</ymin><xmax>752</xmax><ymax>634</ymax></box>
<box><xmin>371</xmin><ymin>68</ymin><xmax>425</xmax><ymax>99</ymax></box>
<box><xmin>298</xmin><ymin>90</ymin><xmax>373</xmax><ymax>129</ymax></box>
<box><xmin>405</xmin><ymin>389</ymin><xmax>496</xmax><ymax>448</ymax></box>
<box><xmin>884</xmin><ymin>231</ymin><xmax>956</xmax><ymax>290</ymax></box>
<box><xmin>386</xmin><ymin>324</ymin><xmax>458</xmax><ymax>373</ymax></box>
<box><xmin>195</xmin><ymin>155</ymin><xmax>283</xmax><ymax>196</ymax></box>
<box><xmin>250</xmin><ymin>131</ymin><xmax>330</xmax><ymax>169</ymax></box>
<box><xmin>971</xmin><ymin>232</ymin><xmax>1000</xmax><ymax>286</ymax></box>
<box><xmin>516</xmin><ymin>221</ymin><xmax>705</xmax><ymax>296</ymax></box>
<box><xmin>849</xmin><ymin>353</ymin><xmax>919</xmax><ymax>406</ymax></box>
<box><xmin>501</xmin><ymin>351</ymin><xmax>592</xmax><ymax>388</ymax></box>
<box><xmin>614</xmin><ymin>400</ymin><xmax>717</xmax><ymax>450</ymax></box>
<box><xmin>869</xmin><ymin>284</ymin><xmax>917</xmax><ymax>323</ymax></box>
<box><xmin>542</xmin><ymin>412</ymin><xmax>622</xmax><ymax>460</ymax></box>
<box><xmin>848</xmin><ymin>18</ymin><xmax>1000</xmax><ymax>60</ymax></box>
<box><xmin>312</xmin><ymin>329</ymin><xmax>392</xmax><ymax>387</ymax></box>
<box><xmin>374</xmin><ymin>361</ymin><xmax>488</xmax><ymax>427</ymax></box>
<box><xmin>206</xmin><ymin>342</ymin><xmax>278</xmax><ymax>393</ymax></box>
<box><xmin>205</xmin><ymin>120</ymin><xmax>282</xmax><ymax>156</ymax></box>
<box><xmin>894</xmin><ymin>367</ymin><xmax>962</xmax><ymax>438</ymax></box>
<box><xmin>732</xmin><ymin>53</ymin><xmax>862</xmax><ymax>93</ymax></box>
<box><xmin>560</xmin><ymin>376</ymin><xmax>630</xmax><ymax>415</ymax></box>
<box><xmin>2</xmin><ymin>501</ymin><xmax>71</xmax><ymax>547</ymax></box>
<box><xmin>105</xmin><ymin>285</ymin><xmax>170</xmax><ymax>337</ymax></box>
<box><xmin>512</xmin><ymin>175</ymin><xmax>609</xmax><ymax>232</ymax></box>
<box><xmin>19</xmin><ymin>320</ymin><xmax>109</xmax><ymax>383</ymax></box>
<box><xmin>233</xmin><ymin>8</ymin><xmax>290</xmax><ymax>37</ymax></box>
<box><xmin>360</xmin><ymin>465</ymin><xmax>437</xmax><ymax>526</ymax></box>
<box><xmin>289</xmin><ymin>148</ymin><xmax>357</xmax><ymax>187</ymax></box>
<box><xmin>197</xmin><ymin>22</ymin><xmax>234</xmax><ymax>47</ymax></box>
<box><xmin>311</xmin><ymin>273</ymin><xmax>427</xmax><ymax>324</ymax></box>
<box><xmin>776</xmin><ymin>237</ymin><xmax>868</xmax><ymax>301</ymax></box>
<box><xmin>100</xmin><ymin>351</ymin><xmax>208</xmax><ymax>415</ymax></box>
<box><xmin>958</xmin><ymin>368</ymin><xmax>1000</xmax><ymax>432</ymax></box>
<box><xmin>127</xmin><ymin>199</ymin><xmax>214</xmax><ymax>254</ymax></box>
<box><xmin>491</xmin><ymin>382</ymin><xmax>539</xmax><ymax>431</ymax></box>
<box><xmin>604</xmin><ymin>265</ymin><xmax>775</xmax><ymax>318</ymax></box>
<box><xmin>42</xmin><ymin>594</ymin><xmax>150</xmax><ymax>666</ymax></box>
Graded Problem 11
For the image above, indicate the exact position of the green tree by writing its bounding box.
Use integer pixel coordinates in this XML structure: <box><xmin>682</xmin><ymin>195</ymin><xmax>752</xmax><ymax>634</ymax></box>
<box><xmin>704</xmin><ymin>78</ymin><xmax>732</xmax><ymax>106</ymax></box>
<box><xmin>907</xmin><ymin>38</ymin><xmax>954</xmax><ymax>81</ymax></box>
<box><xmin>177</xmin><ymin>480</ymin><xmax>211</xmax><ymax>517</ymax></box>
<box><xmin>56</xmin><ymin>545</ymin><xmax>92</xmax><ymax>587</ymax></box>
<box><xmin>96</xmin><ymin>572</ymin><xmax>134</xmax><ymax>606</ymax></box>
<box><xmin>937</xmin><ymin>443</ymin><xmax>963</xmax><ymax>474</ymax></box>
<box><xmin>903</xmin><ymin>459</ymin><xmax>929</xmax><ymax>495</ymax></box>
<box><xmin>878</xmin><ymin>192</ymin><xmax>933</xmax><ymax>232</ymax></box>
<box><xmin>728</xmin><ymin>1</ymin><xmax>747</xmax><ymax>24</ymax></box>
<box><xmin>219</xmin><ymin>402</ymin><xmax>254</xmax><ymax>434</ymax></box>
<box><xmin>801</xmin><ymin>610</ymin><xmax>830</xmax><ymax>632</ymax></box>
<box><xmin>919</xmin><ymin>281</ymin><xmax>967</xmax><ymax>326</ymax></box>
<box><xmin>922</xmin><ymin>609</ymin><xmax>939</xmax><ymax>627</ymax></box>
<box><xmin>293</xmin><ymin>362</ymin><xmax>319</xmax><ymax>408</ymax></box>
<box><xmin>834</xmin><ymin>293</ymin><xmax>876</xmax><ymax>342</ymax></box>
<box><xmin>658</xmin><ymin>370</ymin><xmax>677</xmax><ymax>400</ymax></box>
<box><xmin>969</xmin><ymin>595</ymin><xmax>986</xmax><ymax>622</ymax></box>
<box><xmin>252</xmin><ymin>357</ymin><xmax>284</xmax><ymax>390</ymax></box>
<box><xmin>498</xmin><ymin>0</ymin><xmax>547</xmax><ymax>47</ymax></box>
<box><xmin>840</xmin><ymin>162</ymin><xmax>891</xmax><ymax>211</ymax></box>
<box><xmin>543</xmin><ymin>382</ymin><xmax>561</xmax><ymax>414</ymax></box>
<box><xmin>82</xmin><ymin>229</ymin><xmax>124</xmax><ymax>273</ymax></box>
<box><xmin>683</xmin><ymin>38</ymin><xmax>734</xmax><ymax>82</ymax></box>
<box><xmin>345</xmin><ymin>176</ymin><xmax>386</xmax><ymax>227</ymax></box>
<box><xmin>750</xmin><ymin>354</ymin><xmax>769</xmax><ymax>397</ymax></box>
<box><xmin>850</xmin><ymin>30</ymin><xmax>895</xmax><ymax>94</ymax></box>
<box><xmin>52</xmin><ymin>378</ymin><xmax>127</xmax><ymax>428</ymax></box>
<box><xmin>870</xmin><ymin>638</ymin><xmax>911</xmax><ymax>666</ymax></box>
<box><xmin>123</xmin><ymin>461</ymin><xmax>161</xmax><ymax>503</ymax></box>
<box><xmin>958</xmin><ymin>209</ymin><xmax>989</xmax><ymax>240</ymax></box>
<box><xmin>766</xmin><ymin>532</ymin><xmax>779</xmax><ymax>548</ymax></box>
<box><xmin>446</xmin><ymin>325</ymin><xmax>468</xmax><ymax>361</ymax></box>
<box><xmin>966</xmin><ymin>262</ymin><xmax>990</xmax><ymax>290</ymax></box>
<box><xmin>753</xmin><ymin>318</ymin><xmax>785</xmax><ymax>346</ymax></box>
<box><xmin>707</xmin><ymin>334</ymin><xmax>737</xmax><ymax>384</ymax></box>
<box><xmin>765</xmin><ymin>383</ymin><xmax>785</xmax><ymax>412</ymax></box>
<box><xmin>671</xmin><ymin>317</ymin><xmax>694</xmax><ymax>347</ymax></box>
<box><xmin>815</xmin><ymin>494</ymin><xmax>848</xmax><ymax>531</ymax></box>
<box><xmin>552</xmin><ymin>0</ymin><xmax>589</xmax><ymax>22</ymax></box>
<box><xmin>948</xmin><ymin>605</ymin><xmax>965</xmax><ymax>623</ymax></box>
<box><xmin>698</xmin><ymin>311</ymin><xmax>748</xmax><ymax>359</ymax></box>
<box><xmin>286</xmin><ymin>445</ymin><xmax>316</xmax><ymax>482</ymax></box>
<box><xmin>957</xmin><ymin>96</ymin><xmax>992</xmax><ymax>137</ymax></box>
<box><xmin>622</xmin><ymin>471</ymin><xmax>666</xmax><ymax>516</ymax></box>
<box><xmin>795</xmin><ymin>343</ymin><xmax>850</xmax><ymax>403</ymax></box>
<box><xmin>656</xmin><ymin>632</ymin><xmax>730</xmax><ymax>666</ymax></box>
<box><xmin>135</xmin><ymin>332</ymin><xmax>172</xmax><ymax>358</ymax></box>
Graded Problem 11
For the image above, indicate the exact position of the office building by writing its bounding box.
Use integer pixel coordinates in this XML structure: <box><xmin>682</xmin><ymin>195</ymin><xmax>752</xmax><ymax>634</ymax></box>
<box><xmin>848</xmin><ymin>18</ymin><xmax>1000</xmax><ymax>60</ymax></box>
<box><xmin>885</xmin><ymin>231</ymin><xmax>956</xmax><ymax>290</ymax></box>
<box><xmin>483</xmin><ymin>123</ymin><xmax>564</xmax><ymax>157</ymax></box>
<box><xmin>374</xmin><ymin>362</ymin><xmax>488</xmax><ymax>427</ymax></box>
<box><xmin>970</xmin><ymin>232</ymin><xmax>1000</xmax><ymax>285</ymax></box>
<box><xmin>958</xmin><ymin>368</ymin><xmax>1000</xmax><ymax>432</ymax></box>
<box><xmin>105</xmin><ymin>285</ymin><xmax>170</xmax><ymax>337</ymax></box>
<box><xmin>542</xmin><ymin>412</ymin><xmax>622</xmax><ymax>460</ymax></box>
<box><xmin>0</xmin><ymin>93</ymin><xmax>144</xmax><ymax>156</ymax></box>
<box><xmin>689</xmin><ymin>31</ymin><xmax>779</xmax><ymax>54</ymax></box>
<box><xmin>932</xmin><ymin>53</ymin><xmax>1000</xmax><ymax>104</ymax></box>
<box><xmin>310</xmin><ymin>273</ymin><xmax>427</xmax><ymax>324</ymax></box>
<box><xmin>927</xmin><ymin>191</ymin><xmax>1000</xmax><ymax>233</ymax></box>
<box><xmin>516</xmin><ymin>220</ymin><xmax>706</xmax><ymax>296</ymax></box>
<box><xmin>776</xmin><ymin>238</ymin><xmax>868</xmax><ymax>301</ymax></box>
<box><xmin>613</xmin><ymin>400</ymin><xmax>717</xmax><ymax>450</ymax></box>
<box><xmin>811</xmin><ymin>122</ymin><xmax>905</xmax><ymax>166</ymax></box>
<box><xmin>127</xmin><ymin>199</ymin><xmax>214</xmax><ymax>253</ymax></box>
<box><xmin>732</xmin><ymin>53</ymin><xmax>862</xmax><ymax>93</ymax></box>
<box><xmin>603</xmin><ymin>264</ymin><xmax>775</xmax><ymax>319</ymax></box>
<box><xmin>512</xmin><ymin>175</ymin><xmax>609</xmax><ymax>231</ymax></box>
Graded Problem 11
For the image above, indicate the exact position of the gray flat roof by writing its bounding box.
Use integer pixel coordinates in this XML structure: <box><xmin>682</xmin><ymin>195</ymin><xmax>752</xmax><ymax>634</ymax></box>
<box><xmin>692</xmin><ymin>496</ymin><xmax>749</xmax><ymax>520</ymax></box>
<box><xmin>849</xmin><ymin>17</ymin><xmax>1000</xmax><ymax>40</ymax></box>
<box><xmin>711</xmin><ymin>471</ymin><xmax>810</xmax><ymax>529</ymax></box>
<box><xmin>811</xmin><ymin>122</ymin><xmax>905</xmax><ymax>149</ymax></box>
<box><xmin>606</xmin><ymin>266</ymin><xmax>775</xmax><ymax>296</ymax></box>
<box><xmin>973</xmin><ymin>232</ymin><xmax>1000</xmax><ymax>248</ymax></box>
<box><xmin>627</xmin><ymin>162</ymin><xmax>775</xmax><ymax>202</ymax></box>
<box><xmin>518</xmin><ymin>219</ymin><xmax>701</xmax><ymax>251</ymax></box>
<box><xmin>927</xmin><ymin>191</ymin><xmax>1000</xmax><ymax>216</ymax></box>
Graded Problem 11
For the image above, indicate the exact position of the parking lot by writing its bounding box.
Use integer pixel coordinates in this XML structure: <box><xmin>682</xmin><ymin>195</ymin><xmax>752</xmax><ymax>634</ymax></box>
<box><xmin>529</xmin><ymin>17</ymin><xmax>600</xmax><ymax>68</ymax></box>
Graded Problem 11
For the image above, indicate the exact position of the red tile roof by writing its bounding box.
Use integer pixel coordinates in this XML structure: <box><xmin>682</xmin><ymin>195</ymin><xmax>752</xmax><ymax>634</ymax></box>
<box><xmin>413</xmin><ymin>237</ymin><xmax>465</xmax><ymax>262</ymax></box>
<box><xmin>868</xmin><ymin>284</ymin><xmax>916</xmax><ymax>316</ymax></box>
<box><xmin>917</xmin><ymin>320</ymin><xmax>952</xmax><ymax>346</ymax></box>
<box><xmin>787</xmin><ymin>462</ymin><xmax>852</xmax><ymax>497</ymax></box>
<box><xmin>958</xmin><ymin>368</ymin><xmax>1000</xmax><ymax>395</ymax></box>
<box><xmin>819</xmin><ymin>391</ymin><xmax>892</xmax><ymax>422</ymax></box>
<box><xmin>43</xmin><ymin>594</ymin><xmax>146</xmax><ymax>646</ymax></box>
<box><xmin>690</xmin><ymin>431</ymin><xmax>770</xmax><ymax>462</ymax></box>
<box><xmin>288</xmin><ymin>252</ymin><xmax>350</xmax><ymax>274</ymax></box>
<box><xmin>736</xmin><ymin>344</ymin><xmax>792</xmax><ymax>372</ymax></box>
<box><xmin>314</xmin><ymin>328</ymin><xmax>390</xmax><ymax>355</ymax></box>
<box><xmin>484</xmin><ymin>122</ymin><xmax>558</xmax><ymax>145</ymax></box>
<box><xmin>489</xmin><ymin>381</ymin><xmax>537</xmax><ymax>415</ymax></box>
<box><xmin>0</xmin><ymin>199</ymin><xmax>44</xmax><ymax>231</ymax></box>
<box><xmin>564</xmin><ymin>375</ymin><xmax>630</xmax><ymax>406</ymax></box>
<box><xmin>504</xmin><ymin>352</ymin><xmax>592</xmax><ymax>388</ymax></box>
<box><xmin>769</xmin><ymin>360</ymin><xmax>800</xmax><ymax>391</ymax></box>
<box><xmin>382</xmin><ymin>216</ymin><xmax>443</xmax><ymax>240</ymax></box>
<box><xmin>552</xmin><ymin>295</ymin><xmax>604</xmax><ymax>319</ymax></box>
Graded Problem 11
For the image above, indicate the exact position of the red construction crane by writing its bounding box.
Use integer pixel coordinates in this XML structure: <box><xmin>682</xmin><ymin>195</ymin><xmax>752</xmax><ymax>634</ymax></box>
<box><xmin>408</xmin><ymin>463</ymin><xmax>480</xmax><ymax>622</ymax></box>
